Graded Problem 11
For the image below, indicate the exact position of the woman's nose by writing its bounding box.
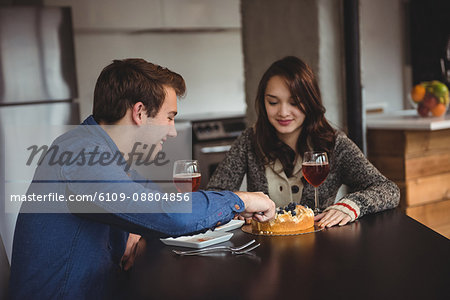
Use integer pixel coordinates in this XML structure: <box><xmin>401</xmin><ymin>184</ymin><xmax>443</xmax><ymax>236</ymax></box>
<box><xmin>278</xmin><ymin>103</ymin><xmax>289</xmax><ymax>117</ymax></box>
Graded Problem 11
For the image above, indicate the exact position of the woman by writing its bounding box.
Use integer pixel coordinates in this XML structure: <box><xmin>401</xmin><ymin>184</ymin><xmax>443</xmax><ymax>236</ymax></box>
<box><xmin>207</xmin><ymin>56</ymin><xmax>400</xmax><ymax>228</ymax></box>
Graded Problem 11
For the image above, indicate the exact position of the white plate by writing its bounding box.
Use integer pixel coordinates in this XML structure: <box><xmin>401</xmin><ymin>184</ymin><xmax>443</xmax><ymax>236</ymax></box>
<box><xmin>160</xmin><ymin>231</ymin><xmax>233</xmax><ymax>249</ymax></box>
<box><xmin>214</xmin><ymin>219</ymin><xmax>245</xmax><ymax>232</ymax></box>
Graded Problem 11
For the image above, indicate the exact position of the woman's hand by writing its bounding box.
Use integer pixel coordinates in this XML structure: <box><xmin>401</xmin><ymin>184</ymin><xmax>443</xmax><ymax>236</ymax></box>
<box><xmin>314</xmin><ymin>209</ymin><xmax>352</xmax><ymax>228</ymax></box>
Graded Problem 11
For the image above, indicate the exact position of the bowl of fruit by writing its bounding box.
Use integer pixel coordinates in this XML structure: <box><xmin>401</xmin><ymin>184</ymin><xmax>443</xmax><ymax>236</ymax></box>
<box><xmin>410</xmin><ymin>80</ymin><xmax>449</xmax><ymax>117</ymax></box>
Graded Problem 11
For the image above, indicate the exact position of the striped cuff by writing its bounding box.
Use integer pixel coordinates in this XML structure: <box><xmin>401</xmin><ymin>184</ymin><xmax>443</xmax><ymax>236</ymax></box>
<box><xmin>324</xmin><ymin>199</ymin><xmax>360</xmax><ymax>222</ymax></box>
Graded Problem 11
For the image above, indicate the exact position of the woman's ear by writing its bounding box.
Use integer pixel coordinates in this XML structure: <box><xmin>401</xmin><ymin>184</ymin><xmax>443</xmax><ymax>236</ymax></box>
<box><xmin>131</xmin><ymin>102</ymin><xmax>146</xmax><ymax>125</ymax></box>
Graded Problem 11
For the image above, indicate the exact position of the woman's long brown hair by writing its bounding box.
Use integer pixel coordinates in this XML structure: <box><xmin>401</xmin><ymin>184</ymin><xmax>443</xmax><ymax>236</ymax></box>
<box><xmin>254</xmin><ymin>56</ymin><xmax>336</xmax><ymax>177</ymax></box>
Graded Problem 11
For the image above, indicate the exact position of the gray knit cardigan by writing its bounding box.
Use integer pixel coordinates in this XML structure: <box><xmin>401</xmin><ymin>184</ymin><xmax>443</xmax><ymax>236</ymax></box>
<box><xmin>206</xmin><ymin>127</ymin><xmax>400</xmax><ymax>219</ymax></box>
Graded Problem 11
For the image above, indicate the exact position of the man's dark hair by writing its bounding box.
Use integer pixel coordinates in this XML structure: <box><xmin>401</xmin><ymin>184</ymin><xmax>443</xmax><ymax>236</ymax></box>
<box><xmin>93</xmin><ymin>58</ymin><xmax>186</xmax><ymax>124</ymax></box>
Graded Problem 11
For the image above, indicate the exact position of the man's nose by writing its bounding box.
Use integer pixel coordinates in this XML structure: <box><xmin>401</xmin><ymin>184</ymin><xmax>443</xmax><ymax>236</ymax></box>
<box><xmin>168</xmin><ymin>124</ymin><xmax>177</xmax><ymax>137</ymax></box>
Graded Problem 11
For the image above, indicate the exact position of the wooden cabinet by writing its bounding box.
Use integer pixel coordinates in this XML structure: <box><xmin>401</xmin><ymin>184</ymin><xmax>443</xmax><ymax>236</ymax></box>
<box><xmin>367</xmin><ymin>112</ymin><xmax>450</xmax><ymax>238</ymax></box>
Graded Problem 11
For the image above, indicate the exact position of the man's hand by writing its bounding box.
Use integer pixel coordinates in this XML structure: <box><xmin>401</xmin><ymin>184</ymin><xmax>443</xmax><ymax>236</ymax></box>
<box><xmin>233</xmin><ymin>191</ymin><xmax>275</xmax><ymax>222</ymax></box>
<box><xmin>120</xmin><ymin>233</ymin><xmax>142</xmax><ymax>271</ymax></box>
<box><xmin>235</xmin><ymin>214</ymin><xmax>253</xmax><ymax>225</ymax></box>
<box><xmin>314</xmin><ymin>209</ymin><xmax>352</xmax><ymax>228</ymax></box>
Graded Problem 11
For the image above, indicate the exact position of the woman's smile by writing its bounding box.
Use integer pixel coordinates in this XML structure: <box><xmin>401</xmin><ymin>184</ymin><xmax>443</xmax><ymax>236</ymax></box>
<box><xmin>277</xmin><ymin>119</ymin><xmax>293</xmax><ymax>126</ymax></box>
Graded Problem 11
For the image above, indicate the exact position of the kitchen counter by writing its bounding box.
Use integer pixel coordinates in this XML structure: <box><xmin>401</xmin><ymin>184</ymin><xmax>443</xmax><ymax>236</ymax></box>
<box><xmin>366</xmin><ymin>110</ymin><xmax>450</xmax><ymax>238</ymax></box>
<box><xmin>366</xmin><ymin>109</ymin><xmax>450</xmax><ymax>130</ymax></box>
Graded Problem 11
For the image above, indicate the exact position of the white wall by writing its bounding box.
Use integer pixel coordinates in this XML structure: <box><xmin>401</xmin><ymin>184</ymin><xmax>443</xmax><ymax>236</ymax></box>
<box><xmin>318</xmin><ymin>0</ymin><xmax>345</xmax><ymax>130</ymax></box>
<box><xmin>73</xmin><ymin>31</ymin><xmax>245</xmax><ymax>119</ymax></box>
<box><xmin>45</xmin><ymin>0</ymin><xmax>246</xmax><ymax>120</ymax></box>
<box><xmin>360</xmin><ymin>0</ymin><xmax>406</xmax><ymax>113</ymax></box>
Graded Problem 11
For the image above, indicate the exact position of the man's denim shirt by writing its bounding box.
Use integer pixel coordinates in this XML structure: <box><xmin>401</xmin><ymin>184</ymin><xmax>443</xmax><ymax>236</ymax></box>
<box><xmin>9</xmin><ymin>116</ymin><xmax>244</xmax><ymax>299</ymax></box>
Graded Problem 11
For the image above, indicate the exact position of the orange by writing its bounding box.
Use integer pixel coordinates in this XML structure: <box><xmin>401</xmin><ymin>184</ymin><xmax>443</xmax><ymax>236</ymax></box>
<box><xmin>411</xmin><ymin>84</ymin><xmax>426</xmax><ymax>102</ymax></box>
<box><xmin>430</xmin><ymin>103</ymin><xmax>447</xmax><ymax>117</ymax></box>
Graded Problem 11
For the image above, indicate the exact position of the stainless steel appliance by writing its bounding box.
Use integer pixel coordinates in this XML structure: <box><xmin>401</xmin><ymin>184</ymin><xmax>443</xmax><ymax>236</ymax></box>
<box><xmin>188</xmin><ymin>114</ymin><xmax>246</xmax><ymax>190</ymax></box>
<box><xmin>0</xmin><ymin>6</ymin><xmax>79</xmax><ymax>264</ymax></box>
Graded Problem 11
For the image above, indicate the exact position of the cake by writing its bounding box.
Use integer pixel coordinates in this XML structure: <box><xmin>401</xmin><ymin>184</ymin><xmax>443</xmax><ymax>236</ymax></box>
<box><xmin>251</xmin><ymin>203</ymin><xmax>314</xmax><ymax>234</ymax></box>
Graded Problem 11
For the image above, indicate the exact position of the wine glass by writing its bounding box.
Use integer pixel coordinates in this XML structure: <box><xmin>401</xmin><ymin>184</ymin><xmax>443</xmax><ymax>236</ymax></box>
<box><xmin>302</xmin><ymin>152</ymin><xmax>330</xmax><ymax>215</ymax></box>
<box><xmin>173</xmin><ymin>160</ymin><xmax>201</xmax><ymax>192</ymax></box>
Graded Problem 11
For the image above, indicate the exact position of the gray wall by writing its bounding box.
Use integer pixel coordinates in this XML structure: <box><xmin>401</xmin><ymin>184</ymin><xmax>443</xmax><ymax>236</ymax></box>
<box><xmin>241</xmin><ymin>0</ymin><xmax>345</xmax><ymax>129</ymax></box>
<box><xmin>360</xmin><ymin>0</ymin><xmax>408</xmax><ymax>112</ymax></box>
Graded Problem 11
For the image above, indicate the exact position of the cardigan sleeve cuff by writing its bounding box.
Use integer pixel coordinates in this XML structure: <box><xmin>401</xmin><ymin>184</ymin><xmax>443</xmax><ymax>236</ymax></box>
<box><xmin>323</xmin><ymin>199</ymin><xmax>360</xmax><ymax>222</ymax></box>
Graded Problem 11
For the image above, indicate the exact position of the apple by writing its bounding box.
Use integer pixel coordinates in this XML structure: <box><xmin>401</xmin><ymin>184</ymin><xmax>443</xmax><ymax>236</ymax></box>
<box><xmin>431</xmin><ymin>81</ymin><xmax>449</xmax><ymax>98</ymax></box>
<box><xmin>422</xmin><ymin>94</ymin><xmax>438</xmax><ymax>109</ymax></box>
<box><xmin>417</xmin><ymin>103</ymin><xmax>430</xmax><ymax>117</ymax></box>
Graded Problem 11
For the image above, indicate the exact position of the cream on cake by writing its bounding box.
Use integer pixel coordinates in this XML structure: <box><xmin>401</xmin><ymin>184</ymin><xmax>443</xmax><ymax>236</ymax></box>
<box><xmin>251</xmin><ymin>203</ymin><xmax>314</xmax><ymax>234</ymax></box>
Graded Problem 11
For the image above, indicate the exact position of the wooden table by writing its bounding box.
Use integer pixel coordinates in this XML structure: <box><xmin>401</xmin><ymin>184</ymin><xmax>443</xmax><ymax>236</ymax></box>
<box><xmin>126</xmin><ymin>209</ymin><xmax>450</xmax><ymax>300</ymax></box>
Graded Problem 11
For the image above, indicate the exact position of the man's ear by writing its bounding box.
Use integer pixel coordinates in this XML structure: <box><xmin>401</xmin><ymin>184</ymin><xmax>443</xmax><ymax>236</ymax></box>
<box><xmin>131</xmin><ymin>102</ymin><xmax>146</xmax><ymax>125</ymax></box>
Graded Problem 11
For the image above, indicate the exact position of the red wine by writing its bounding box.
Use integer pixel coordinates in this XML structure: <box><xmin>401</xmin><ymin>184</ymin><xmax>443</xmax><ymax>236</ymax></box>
<box><xmin>173</xmin><ymin>173</ymin><xmax>201</xmax><ymax>192</ymax></box>
<box><xmin>302</xmin><ymin>162</ymin><xmax>330</xmax><ymax>187</ymax></box>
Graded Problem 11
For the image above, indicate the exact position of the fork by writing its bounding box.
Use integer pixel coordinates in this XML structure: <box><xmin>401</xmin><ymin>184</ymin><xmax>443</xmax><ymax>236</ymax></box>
<box><xmin>173</xmin><ymin>243</ymin><xmax>260</xmax><ymax>256</ymax></box>
<box><xmin>173</xmin><ymin>239</ymin><xmax>256</xmax><ymax>256</ymax></box>
<box><xmin>231</xmin><ymin>243</ymin><xmax>260</xmax><ymax>255</ymax></box>
<box><xmin>192</xmin><ymin>243</ymin><xmax>261</xmax><ymax>256</ymax></box>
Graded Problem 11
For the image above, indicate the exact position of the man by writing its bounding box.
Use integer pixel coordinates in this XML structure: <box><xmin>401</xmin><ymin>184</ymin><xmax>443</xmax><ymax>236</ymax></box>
<box><xmin>9</xmin><ymin>59</ymin><xmax>275</xmax><ymax>299</ymax></box>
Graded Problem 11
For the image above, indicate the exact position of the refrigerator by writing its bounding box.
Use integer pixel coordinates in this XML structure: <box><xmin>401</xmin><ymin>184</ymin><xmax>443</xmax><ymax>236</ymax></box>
<box><xmin>0</xmin><ymin>6</ymin><xmax>80</xmax><ymax>267</ymax></box>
